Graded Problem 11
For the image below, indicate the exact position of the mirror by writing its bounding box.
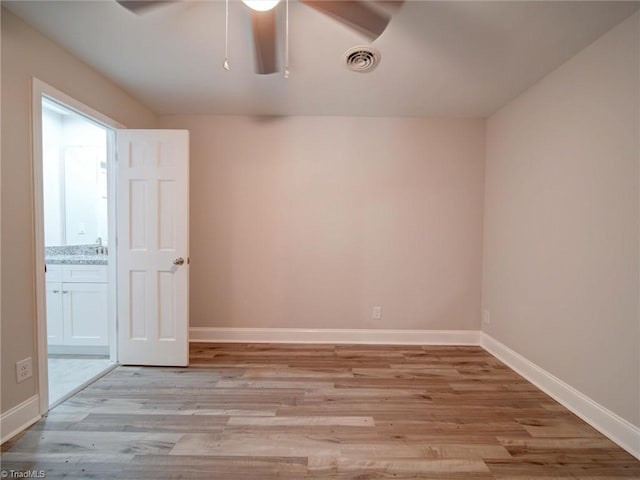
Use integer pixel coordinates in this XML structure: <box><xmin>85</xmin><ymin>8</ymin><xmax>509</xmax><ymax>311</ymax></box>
<box><xmin>42</xmin><ymin>98</ymin><xmax>108</xmax><ymax>247</ymax></box>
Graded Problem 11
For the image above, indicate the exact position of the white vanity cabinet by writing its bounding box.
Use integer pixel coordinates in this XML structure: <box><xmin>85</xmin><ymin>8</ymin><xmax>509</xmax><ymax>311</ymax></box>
<box><xmin>46</xmin><ymin>281</ymin><xmax>64</xmax><ymax>344</ymax></box>
<box><xmin>46</xmin><ymin>264</ymin><xmax>108</xmax><ymax>347</ymax></box>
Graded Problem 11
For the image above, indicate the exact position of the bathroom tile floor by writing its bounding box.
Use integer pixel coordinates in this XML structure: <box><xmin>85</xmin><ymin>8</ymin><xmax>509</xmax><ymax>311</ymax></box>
<box><xmin>48</xmin><ymin>355</ymin><xmax>114</xmax><ymax>405</ymax></box>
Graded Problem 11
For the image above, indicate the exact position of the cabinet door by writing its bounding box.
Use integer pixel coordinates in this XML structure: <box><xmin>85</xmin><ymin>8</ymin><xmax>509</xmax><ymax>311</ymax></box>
<box><xmin>62</xmin><ymin>283</ymin><xmax>108</xmax><ymax>346</ymax></box>
<box><xmin>46</xmin><ymin>282</ymin><xmax>64</xmax><ymax>345</ymax></box>
<box><xmin>46</xmin><ymin>265</ymin><xmax>63</xmax><ymax>283</ymax></box>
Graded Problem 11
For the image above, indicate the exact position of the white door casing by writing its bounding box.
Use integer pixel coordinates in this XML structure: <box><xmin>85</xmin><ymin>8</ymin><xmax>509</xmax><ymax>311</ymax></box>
<box><xmin>32</xmin><ymin>78</ymin><xmax>122</xmax><ymax>414</ymax></box>
<box><xmin>116</xmin><ymin>130</ymin><xmax>189</xmax><ymax>366</ymax></box>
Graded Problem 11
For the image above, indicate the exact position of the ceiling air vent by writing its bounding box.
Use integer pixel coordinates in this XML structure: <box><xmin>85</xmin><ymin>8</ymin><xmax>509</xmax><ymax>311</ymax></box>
<box><xmin>343</xmin><ymin>46</ymin><xmax>380</xmax><ymax>73</ymax></box>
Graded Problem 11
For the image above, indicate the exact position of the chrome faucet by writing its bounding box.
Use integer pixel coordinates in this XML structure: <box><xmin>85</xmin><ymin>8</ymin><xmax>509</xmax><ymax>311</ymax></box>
<box><xmin>95</xmin><ymin>237</ymin><xmax>107</xmax><ymax>255</ymax></box>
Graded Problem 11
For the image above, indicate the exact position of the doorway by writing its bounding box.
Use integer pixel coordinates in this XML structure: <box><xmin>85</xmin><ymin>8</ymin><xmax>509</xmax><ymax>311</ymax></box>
<box><xmin>32</xmin><ymin>80</ymin><xmax>121</xmax><ymax>412</ymax></box>
<box><xmin>32</xmin><ymin>79</ymin><xmax>190</xmax><ymax>416</ymax></box>
<box><xmin>41</xmin><ymin>97</ymin><xmax>114</xmax><ymax>406</ymax></box>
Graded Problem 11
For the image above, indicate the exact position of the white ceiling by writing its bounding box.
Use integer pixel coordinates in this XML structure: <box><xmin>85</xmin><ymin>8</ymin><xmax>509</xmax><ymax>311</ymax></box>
<box><xmin>4</xmin><ymin>1</ymin><xmax>639</xmax><ymax>117</ymax></box>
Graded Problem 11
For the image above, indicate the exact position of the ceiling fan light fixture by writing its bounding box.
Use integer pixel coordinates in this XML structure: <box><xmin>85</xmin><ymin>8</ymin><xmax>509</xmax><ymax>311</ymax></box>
<box><xmin>242</xmin><ymin>0</ymin><xmax>280</xmax><ymax>12</ymax></box>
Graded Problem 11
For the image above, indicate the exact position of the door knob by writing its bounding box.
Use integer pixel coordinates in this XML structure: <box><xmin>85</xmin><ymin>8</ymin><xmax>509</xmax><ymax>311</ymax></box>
<box><xmin>173</xmin><ymin>257</ymin><xmax>185</xmax><ymax>266</ymax></box>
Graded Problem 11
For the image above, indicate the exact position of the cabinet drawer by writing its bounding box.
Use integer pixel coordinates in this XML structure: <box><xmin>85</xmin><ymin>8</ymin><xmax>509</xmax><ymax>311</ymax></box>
<box><xmin>46</xmin><ymin>264</ymin><xmax>63</xmax><ymax>283</ymax></box>
<box><xmin>62</xmin><ymin>265</ymin><xmax>108</xmax><ymax>283</ymax></box>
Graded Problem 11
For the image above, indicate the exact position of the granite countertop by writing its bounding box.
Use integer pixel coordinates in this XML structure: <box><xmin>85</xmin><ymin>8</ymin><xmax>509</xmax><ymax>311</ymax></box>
<box><xmin>45</xmin><ymin>254</ymin><xmax>108</xmax><ymax>265</ymax></box>
<box><xmin>45</xmin><ymin>244</ymin><xmax>108</xmax><ymax>265</ymax></box>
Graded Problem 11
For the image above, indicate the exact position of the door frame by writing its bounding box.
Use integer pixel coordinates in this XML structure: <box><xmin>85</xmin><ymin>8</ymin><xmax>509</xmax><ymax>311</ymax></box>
<box><xmin>31</xmin><ymin>78</ymin><xmax>123</xmax><ymax>415</ymax></box>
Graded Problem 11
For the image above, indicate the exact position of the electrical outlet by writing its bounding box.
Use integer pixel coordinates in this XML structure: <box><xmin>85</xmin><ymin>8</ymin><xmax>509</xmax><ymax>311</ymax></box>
<box><xmin>16</xmin><ymin>357</ymin><xmax>32</xmax><ymax>383</ymax></box>
<box><xmin>372</xmin><ymin>306</ymin><xmax>382</xmax><ymax>320</ymax></box>
<box><xmin>483</xmin><ymin>310</ymin><xmax>491</xmax><ymax>325</ymax></box>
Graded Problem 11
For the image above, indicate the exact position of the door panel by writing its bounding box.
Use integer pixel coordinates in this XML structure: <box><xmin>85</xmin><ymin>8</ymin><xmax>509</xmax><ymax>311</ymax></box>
<box><xmin>117</xmin><ymin>130</ymin><xmax>189</xmax><ymax>366</ymax></box>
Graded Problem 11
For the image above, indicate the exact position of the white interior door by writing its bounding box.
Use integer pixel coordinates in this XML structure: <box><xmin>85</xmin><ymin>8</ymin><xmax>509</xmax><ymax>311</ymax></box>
<box><xmin>116</xmin><ymin>130</ymin><xmax>189</xmax><ymax>366</ymax></box>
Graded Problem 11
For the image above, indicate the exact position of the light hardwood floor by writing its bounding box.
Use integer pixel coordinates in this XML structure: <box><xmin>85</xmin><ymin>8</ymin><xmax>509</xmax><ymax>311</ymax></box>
<box><xmin>2</xmin><ymin>343</ymin><xmax>639</xmax><ymax>479</ymax></box>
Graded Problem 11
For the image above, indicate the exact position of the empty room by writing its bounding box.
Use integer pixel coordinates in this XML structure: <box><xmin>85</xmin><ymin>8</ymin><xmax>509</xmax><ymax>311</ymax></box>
<box><xmin>1</xmin><ymin>1</ymin><xmax>639</xmax><ymax>478</ymax></box>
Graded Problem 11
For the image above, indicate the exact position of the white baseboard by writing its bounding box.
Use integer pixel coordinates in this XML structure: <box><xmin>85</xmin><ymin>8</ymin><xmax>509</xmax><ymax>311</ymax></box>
<box><xmin>1</xmin><ymin>395</ymin><xmax>41</xmax><ymax>444</ymax></box>
<box><xmin>481</xmin><ymin>333</ymin><xmax>640</xmax><ymax>460</ymax></box>
<box><xmin>190</xmin><ymin>327</ymin><xmax>481</xmax><ymax>345</ymax></box>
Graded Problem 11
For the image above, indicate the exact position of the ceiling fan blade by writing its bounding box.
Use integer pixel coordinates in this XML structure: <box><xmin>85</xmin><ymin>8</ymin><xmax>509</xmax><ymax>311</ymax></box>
<box><xmin>251</xmin><ymin>9</ymin><xmax>278</xmax><ymax>75</ymax></box>
<box><xmin>301</xmin><ymin>0</ymin><xmax>392</xmax><ymax>41</ymax></box>
<box><xmin>116</xmin><ymin>1</ymin><xmax>174</xmax><ymax>14</ymax></box>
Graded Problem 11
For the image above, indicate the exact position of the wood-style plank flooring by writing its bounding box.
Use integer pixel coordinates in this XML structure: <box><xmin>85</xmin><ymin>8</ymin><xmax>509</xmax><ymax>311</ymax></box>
<box><xmin>2</xmin><ymin>343</ymin><xmax>639</xmax><ymax>479</ymax></box>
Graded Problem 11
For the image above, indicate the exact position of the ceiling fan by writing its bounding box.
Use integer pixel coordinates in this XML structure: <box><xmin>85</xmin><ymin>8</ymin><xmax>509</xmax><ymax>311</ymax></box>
<box><xmin>116</xmin><ymin>0</ymin><xmax>401</xmax><ymax>75</ymax></box>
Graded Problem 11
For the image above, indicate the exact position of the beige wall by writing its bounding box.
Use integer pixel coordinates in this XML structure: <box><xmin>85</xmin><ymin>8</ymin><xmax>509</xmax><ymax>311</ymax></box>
<box><xmin>160</xmin><ymin>115</ymin><xmax>485</xmax><ymax>332</ymax></box>
<box><xmin>1</xmin><ymin>9</ymin><xmax>157</xmax><ymax>414</ymax></box>
<box><xmin>483</xmin><ymin>13</ymin><xmax>639</xmax><ymax>426</ymax></box>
